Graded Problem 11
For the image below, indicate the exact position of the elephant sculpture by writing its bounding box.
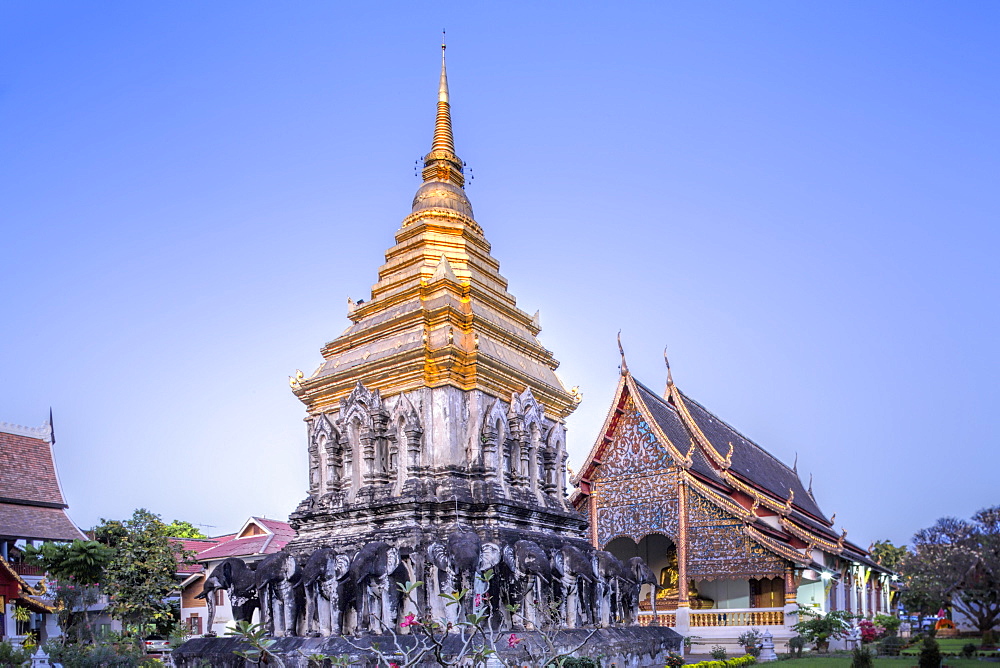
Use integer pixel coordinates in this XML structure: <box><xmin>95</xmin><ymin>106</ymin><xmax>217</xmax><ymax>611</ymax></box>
<box><xmin>347</xmin><ymin>541</ymin><xmax>407</xmax><ymax>635</ymax></box>
<box><xmin>501</xmin><ymin>539</ymin><xmax>553</xmax><ymax>630</ymax></box>
<box><xmin>427</xmin><ymin>529</ymin><xmax>501</xmax><ymax>623</ymax></box>
<box><xmin>195</xmin><ymin>557</ymin><xmax>259</xmax><ymax>636</ymax></box>
<box><xmin>551</xmin><ymin>544</ymin><xmax>597</xmax><ymax>628</ymax></box>
<box><xmin>594</xmin><ymin>550</ymin><xmax>629</xmax><ymax>627</ymax></box>
<box><xmin>255</xmin><ymin>549</ymin><xmax>302</xmax><ymax>637</ymax></box>
<box><xmin>624</xmin><ymin>556</ymin><xmax>658</xmax><ymax>625</ymax></box>
<box><xmin>302</xmin><ymin>547</ymin><xmax>352</xmax><ymax>637</ymax></box>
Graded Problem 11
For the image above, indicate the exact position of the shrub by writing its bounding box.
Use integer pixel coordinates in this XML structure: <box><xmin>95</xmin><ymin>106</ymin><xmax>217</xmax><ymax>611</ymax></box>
<box><xmin>877</xmin><ymin>636</ymin><xmax>904</xmax><ymax>656</ymax></box>
<box><xmin>0</xmin><ymin>641</ymin><xmax>32</xmax><ymax>668</ymax></box>
<box><xmin>560</xmin><ymin>659</ymin><xmax>600</xmax><ymax>668</ymax></box>
<box><xmin>961</xmin><ymin>643</ymin><xmax>977</xmax><ymax>659</ymax></box>
<box><xmin>788</xmin><ymin>636</ymin><xmax>805</xmax><ymax>658</ymax></box>
<box><xmin>851</xmin><ymin>644</ymin><xmax>874</xmax><ymax>668</ymax></box>
<box><xmin>710</xmin><ymin>645</ymin><xmax>727</xmax><ymax>660</ymax></box>
<box><xmin>664</xmin><ymin>651</ymin><xmax>685</xmax><ymax>667</ymax></box>
<box><xmin>682</xmin><ymin>655</ymin><xmax>756</xmax><ymax>668</ymax></box>
<box><xmin>737</xmin><ymin>629</ymin><xmax>762</xmax><ymax>658</ymax></box>
<box><xmin>918</xmin><ymin>637</ymin><xmax>942</xmax><ymax>668</ymax></box>
<box><xmin>874</xmin><ymin>614</ymin><xmax>902</xmax><ymax>636</ymax></box>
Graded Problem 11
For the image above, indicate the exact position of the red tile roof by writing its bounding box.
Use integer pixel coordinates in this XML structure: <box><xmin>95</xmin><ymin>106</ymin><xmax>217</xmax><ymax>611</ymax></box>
<box><xmin>194</xmin><ymin>518</ymin><xmax>295</xmax><ymax>562</ymax></box>
<box><xmin>0</xmin><ymin>430</ymin><xmax>66</xmax><ymax>506</ymax></box>
<box><xmin>172</xmin><ymin>537</ymin><xmax>226</xmax><ymax>574</ymax></box>
<box><xmin>0</xmin><ymin>503</ymin><xmax>85</xmax><ymax>542</ymax></box>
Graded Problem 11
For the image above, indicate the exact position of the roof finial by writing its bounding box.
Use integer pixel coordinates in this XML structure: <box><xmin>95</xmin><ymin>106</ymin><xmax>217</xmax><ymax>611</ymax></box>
<box><xmin>792</xmin><ymin>451</ymin><xmax>798</xmax><ymax>474</ymax></box>
<box><xmin>663</xmin><ymin>345</ymin><xmax>674</xmax><ymax>393</ymax></box>
<box><xmin>617</xmin><ymin>331</ymin><xmax>628</xmax><ymax>376</ymax></box>
<box><xmin>418</xmin><ymin>35</ymin><xmax>464</xmax><ymax>189</ymax></box>
<box><xmin>808</xmin><ymin>473</ymin><xmax>814</xmax><ymax>496</ymax></box>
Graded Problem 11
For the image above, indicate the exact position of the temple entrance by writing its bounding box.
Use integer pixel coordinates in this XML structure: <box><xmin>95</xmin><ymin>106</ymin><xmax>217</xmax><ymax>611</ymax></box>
<box><xmin>605</xmin><ymin>534</ymin><xmax>714</xmax><ymax>611</ymax></box>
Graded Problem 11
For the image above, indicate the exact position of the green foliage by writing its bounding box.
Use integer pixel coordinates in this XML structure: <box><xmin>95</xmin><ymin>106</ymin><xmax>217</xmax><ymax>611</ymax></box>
<box><xmin>683</xmin><ymin>655</ymin><xmax>756</xmax><ymax>668</ymax></box>
<box><xmin>557</xmin><ymin>658</ymin><xmax>601</xmax><ymax>668</ymax></box>
<box><xmin>96</xmin><ymin>509</ymin><xmax>189</xmax><ymax>633</ymax></box>
<box><xmin>901</xmin><ymin>506</ymin><xmax>1000</xmax><ymax>634</ymax></box>
<box><xmin>227</xmin><ymin>620</ymin><xmax>284</xmax><ymax>667</ymax></box>
<box><xmin>792</xmin><ymin>609</ymin><xmax>855</xmax><ymax>647</ymax></box>
<box><xmin>850</xmin><ymin>644</ymin><xmax>874</xmax><ymax>668</ymax></box>
<box><xmin>44</xmin><ymin>637</ymin><xmax>144</xmax><ymax>667</ymax></box>
<box><xmin>877</xmin><ymin>636</ymin><xmax>903</xmax><ymax>656</ymax></box>
<box><xmin>710</xmin><ymin>645</ymin><xmax>728</xmax><ymax>660</ymax></box>
<box><xmin>870</xmin><ymin>540</ymin><xmax>908</xmax><ymax>571</ymax></box>
<box><xmin>961</xmin><ymin>643</ymin><xmax>977</xmax><ymax>658</ymax></box>
<box><xmin>737</xmin><ymin>628</ymin><xmax>762</xmax><ymax>657</ymax></box>
<box><xmin>162</xmin><ymin>520</ymin><xmax>206</xmax><ymax>539</ymax></box>
<box><xmin>872</xmin><ymin>614</ymin><xmax>901</xmax><ymax>636</ymax></box>
<box><xmin>788</xmin><ymin>636</ymin><xmax>806</xmax><ymax>658</ymax></box>
<box><xmin>0</xmin><ymin>640</ymin><xmax>32</xmax><ymax>668</ymax></box>
<box><xmin>918</xmin><ymin>638</ymin><xmax>942</xmax><ymax>668</ymax></box>
<box><xmin>24</xmin><ymin>540</ymin><xmax>113</xmax><ymax>585</ymax></box>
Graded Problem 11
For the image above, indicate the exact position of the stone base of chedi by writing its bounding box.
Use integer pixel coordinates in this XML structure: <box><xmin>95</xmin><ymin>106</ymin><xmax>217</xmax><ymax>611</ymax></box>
<box><xmin>173</xmin><ymin>627</ymin><xmax>682</xmax><ymax>667</ymax></box>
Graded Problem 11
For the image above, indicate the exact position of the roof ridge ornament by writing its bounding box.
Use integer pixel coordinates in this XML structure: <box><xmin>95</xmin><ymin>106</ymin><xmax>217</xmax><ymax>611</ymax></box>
<box><xmin>723</xmin><ymin>441</ymin><xmax>734</xmax><ymax>469</ymax></box>
<box><xmin>617</xmin><ymin>331</ymin><xmax>628</xmax><ymax>376</ymax></box>
<box><xmin>663</xmin><ymin>345</ymin><xmax>674</xmax><ymax>396</ymax></box>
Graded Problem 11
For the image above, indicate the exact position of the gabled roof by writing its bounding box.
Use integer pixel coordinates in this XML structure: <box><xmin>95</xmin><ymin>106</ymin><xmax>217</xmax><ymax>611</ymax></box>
<box><xmin>0</xmin><ymin>422</ymin><xmax>85</xmax><ymax>541</ymax></box>
<box><xmin>172</xmin><ymin>537</ymin><xmax>225</xmax><ymax>574</ymax></box>
<box><xmin>194</xmin><ymin>517</ymin><xmax>296</xmax><ymax>562</ymax></box>
<box><xmin>571</xmin><ymin>368</ymin><xmax>877</xmax><ymax>566</ymax></box>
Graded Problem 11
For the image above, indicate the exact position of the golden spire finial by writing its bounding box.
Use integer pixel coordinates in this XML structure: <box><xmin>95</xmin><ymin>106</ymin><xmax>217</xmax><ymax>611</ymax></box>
<box><xmin>416</xmin><ymin>35</ymin><xmax>465</xmax><ymax>192</ymax></box>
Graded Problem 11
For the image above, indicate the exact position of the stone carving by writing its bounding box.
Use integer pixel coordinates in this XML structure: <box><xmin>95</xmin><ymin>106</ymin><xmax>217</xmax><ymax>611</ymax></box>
<box><xmin>346</xmin><ymin>541</ymin><xmax>407</xmax><ymax>635</ymax></box>
<box><xmin>624</xmin><ymin>556</ymin><xmax>658</xmax><ymax>625</ymax></box>
<box><xmin>255</xmin><ymin>550</ymin><xmax>302</xmax><ymax>637</ymax></box>
<box><xmin>427</xmin><ymin>528</ymin><xmax>501</xmax><ymax>623</ymax></box>
<box><xmin>196</xmin><ymin>557</ymin><xmax>258</xmax><ymax>636</ymax></box>
<box><xmin>501</xmin><ymin>539</ymin><xmax>553</xmax><ymax>630</ymax></box>
<box><xmin>551</xmin><ymin>544</ymin><xmax>598</xmax><ymax>628</ymax></box>
<box><xmin>302</xmin><ymin>548</ymin><xmax>351</xmax><ymax>637</ymax></box>
<box><xmin>594</xmin><ymin>550</ymin><xmax>630</xmax><ymax>628</ymax></box>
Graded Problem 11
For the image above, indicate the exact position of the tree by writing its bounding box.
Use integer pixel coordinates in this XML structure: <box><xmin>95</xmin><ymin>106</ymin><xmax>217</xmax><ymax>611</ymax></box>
<box><xmin>870</xmin><ymin>540</ymin><xmax>908</xmax><ymax>571</ymax></box>
<box><xmin>900</xmin><ymin>506</ymin><xmax>1000</xmax><ymax>634</ymax></box>
<box><xmin>23</xmin><ymin>540</ymin><xmax>114</xmax><ymax>641</ymax></box>
<box><xmin>95</xmin><ymin>508</ymin><xmax>189</xmax><ymax>635</ymax></box>
<box><xmin>163</xmin><ymin>519</ymin><xmax>207</xmax><ymax>538</ymax></box>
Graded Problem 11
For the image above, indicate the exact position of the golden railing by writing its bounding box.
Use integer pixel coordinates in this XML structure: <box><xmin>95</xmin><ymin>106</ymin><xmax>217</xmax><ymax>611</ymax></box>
<box><xmin>690</xmin><ymin>608</ymin><xmax>784</xmax><ymax>627</ymax></box>
<box><xmin>637</xmin><ymin>612</ymin><xmax>676</xmax><ymax>627</ymax></box>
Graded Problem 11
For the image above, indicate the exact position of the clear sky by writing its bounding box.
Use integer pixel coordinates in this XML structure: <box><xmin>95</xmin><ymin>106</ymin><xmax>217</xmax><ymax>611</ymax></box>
<box><xmin>2</xmin><ymin>2</ymin><xmax>997</xmax><ymax>548</ymax></box>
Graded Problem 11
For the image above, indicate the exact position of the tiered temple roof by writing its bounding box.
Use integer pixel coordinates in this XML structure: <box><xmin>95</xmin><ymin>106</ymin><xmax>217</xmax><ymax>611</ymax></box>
<box><xmin>0</xmin><ymin>420</ymin><xmax>84</xmax><ymax>542</ymax></box>
<box><xmin>571</xmin><ymin>367</ymin><xmax>879</xmax><ymax>570</ymax></box>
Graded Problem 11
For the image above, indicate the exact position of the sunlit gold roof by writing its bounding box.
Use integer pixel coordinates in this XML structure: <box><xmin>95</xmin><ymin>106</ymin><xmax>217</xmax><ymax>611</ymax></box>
<box><xmin>293</xmin><ymin>45</ymin><xmax>577</xmax><ymax>420</ymax></box>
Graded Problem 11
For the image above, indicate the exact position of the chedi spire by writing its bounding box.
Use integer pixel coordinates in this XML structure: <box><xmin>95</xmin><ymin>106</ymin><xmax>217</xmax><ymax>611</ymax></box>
<box><xmin>412</xmin><ymin>40</ymin><xmax>473</xmax><ymax>218</ymax></box>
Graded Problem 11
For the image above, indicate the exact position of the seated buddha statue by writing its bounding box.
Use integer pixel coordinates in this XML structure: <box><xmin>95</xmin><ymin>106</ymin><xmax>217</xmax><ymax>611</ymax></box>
<box><xmin>645</xmin><ymin>554</ymin><xmax>714</xmax><ymax>610</ymax></box>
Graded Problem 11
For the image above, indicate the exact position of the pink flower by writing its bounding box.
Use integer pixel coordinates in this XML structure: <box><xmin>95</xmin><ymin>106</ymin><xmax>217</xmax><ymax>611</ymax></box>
<box><xmin>390</xmin><ymin>663</ymin><xmax>400</xmax><ymax>668</ymax></box>
<box><xmin>474</xmin><ymin>594</ymin><xmax>482</xmax><ymax>607</ymax></box>
<box><xmin>508</xmin><ymin>633</ymin><xmax>522</xmax><ymax>648</ymax></box>
<box><xmin>400</xmin><ymin>613</ymin><xmax>418</xmax><ymax>628</ymax></box>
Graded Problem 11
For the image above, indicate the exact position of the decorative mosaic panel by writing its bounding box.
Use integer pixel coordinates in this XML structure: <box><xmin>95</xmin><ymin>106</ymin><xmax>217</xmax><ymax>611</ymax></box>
<box><xmin>595</xmin><ymin>398</ymin><xmax>675</xmax><ymax>480</ymax></box>
<box><xmin>591</xmin><ymin>397</ymin><xmax>680</xmax><ymax>547</ymax></box>
<box><xmin>686</xmin><ymin>491</ymin><xmax>785</xmax><ymax>580</ymax></box>
<box><xmin>598</xmin><ymin>497</ymin><xmax>679</xmax><ymax>545</ymax></box>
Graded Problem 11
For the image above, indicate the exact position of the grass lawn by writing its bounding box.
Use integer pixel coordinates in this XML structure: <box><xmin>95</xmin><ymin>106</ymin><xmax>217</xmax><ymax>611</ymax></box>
<box><xmin>901</xmin><ymin>638</ymin><xmax>986</xmax><ymax>655</ymax></box>
<box><xmin>766</xmin><ymin>659</ymin><xmax>992</xmax><ymax>668</ymax></box>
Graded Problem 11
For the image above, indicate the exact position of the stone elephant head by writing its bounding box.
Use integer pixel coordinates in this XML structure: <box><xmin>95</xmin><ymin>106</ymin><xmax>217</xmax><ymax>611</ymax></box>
<box><xmin>427</xmin><ymin>528</ymin><xmax>501</xmax><ymax>622</ymax></box>
<box><xmin>255</xmin><ymin>549</ymin><xmax>302</xmax><ymax>637</ymax></box>
<box><xmin>501</xmin><ymin>539</ymin><xmax>553</xmax><ymax>629</ymax></box>
<box><xmin>593</xmin><ymin>550</ymin><xmax>629</xmax><ymax>627</ymax></box>
<box><xmin>550</xmin><ymin>543</ymin><xmax>598</xmax><ymax>628</ymax></box>
<box><xmin>196</xmin><ymin>557</ymin><xmax>259</xmax><ymax>636</ymax></box>
<box><xmin>302</xmin><ymin>548</ymin><xmax>351</xmax><ymax>637</ymax></box>
<box><xmin>624</xmin><ymin>555</ymin><xmax>658</xmax><ymax>625</ymax></box>
<box><xmin>346</xmin><ymin>541</ymin><xmax>408</xmax><ymax>635</ymax></box>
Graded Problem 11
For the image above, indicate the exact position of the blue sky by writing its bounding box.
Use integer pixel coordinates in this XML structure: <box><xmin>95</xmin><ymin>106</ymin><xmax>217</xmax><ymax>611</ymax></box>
<box><xmin>2</xmin><ymin>2</ymin><xmax>997</xmax><ymax>547</ymax></box>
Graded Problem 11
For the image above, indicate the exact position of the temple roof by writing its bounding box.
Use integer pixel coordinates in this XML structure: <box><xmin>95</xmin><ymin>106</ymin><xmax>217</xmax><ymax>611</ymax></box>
<box><xmin>0</xmin><ymin>421</ymin><xmax>85</xmax><ymax>542</ymax></box>
<box><xmin>569</xmin><ymin>367</ymin><xmax>882</xmax><ymax>566</ymax></box>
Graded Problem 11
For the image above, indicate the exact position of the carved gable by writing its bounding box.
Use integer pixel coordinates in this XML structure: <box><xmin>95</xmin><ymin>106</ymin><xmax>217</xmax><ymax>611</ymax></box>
<box><xmin>686</xmin><ymin>488</ymin><xmax>785</xmax><ymax>580</ymax></box>
<box><xmin>594</xmin><ymin>394</ymin><xmax>680</xmax><ymax>546</ymax></box>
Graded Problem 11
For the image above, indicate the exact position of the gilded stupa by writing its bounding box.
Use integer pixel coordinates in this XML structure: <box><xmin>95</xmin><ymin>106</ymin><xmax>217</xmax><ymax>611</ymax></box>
<box><xmin>288</xmin><ymin>44</ymin><xmax>587</xmax><ymax>551</ymax></box>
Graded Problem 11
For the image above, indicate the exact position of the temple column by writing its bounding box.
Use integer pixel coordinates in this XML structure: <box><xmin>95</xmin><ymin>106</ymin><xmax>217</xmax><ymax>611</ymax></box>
<box><xmin>675</xmin><ymin>473</ymin><xmax>691</xmax><ymax>633</ymax></box>
<box><xmin>361</xmin><ymin>431</ymin><xmax>376</xmax><ymax>485</ymax></box>
<box><xmin>784</xmin><ymin>564</ymin><xmax>799</xmax><ymax>629</ymax></box>
<box><xmin>405</xmin><ymin>426</ymin><xmax>422</xmax><ymax>472</ymax></box>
